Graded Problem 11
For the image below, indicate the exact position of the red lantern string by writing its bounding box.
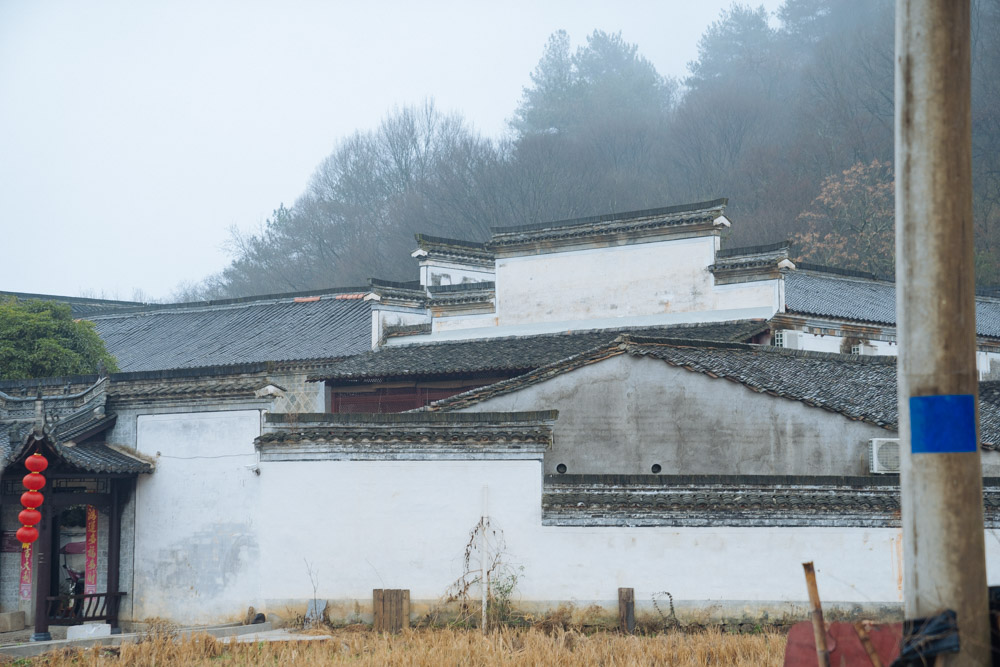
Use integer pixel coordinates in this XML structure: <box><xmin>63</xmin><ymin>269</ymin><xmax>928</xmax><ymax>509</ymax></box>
<box><xmin>19</xmin><ymin>453</ymin><xmax>47</xmax><ymax>549</ymax></box>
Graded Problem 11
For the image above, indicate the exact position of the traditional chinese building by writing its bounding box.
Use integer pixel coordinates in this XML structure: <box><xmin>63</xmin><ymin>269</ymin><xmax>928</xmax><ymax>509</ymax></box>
<box><xmin>4</xmin><ymin>198</ymin><xmax>1000</xmax><ymax>632</ymax></box>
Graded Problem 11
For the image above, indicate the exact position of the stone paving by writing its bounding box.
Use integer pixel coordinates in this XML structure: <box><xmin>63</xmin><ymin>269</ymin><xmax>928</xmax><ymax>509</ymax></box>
<box><xmin>0</xmin><ymin>622</ymin><xmax>272</xmax><ymax>658</ymax></box>
<box><xmin>221</xmin><ymin>628</ymin><xmax>333</xmax><ymax>643</ymax></box>
<box><xmin>0</xmin><ymin>626</ymin><xmax>67</xmax><ymax>646</ymax></box>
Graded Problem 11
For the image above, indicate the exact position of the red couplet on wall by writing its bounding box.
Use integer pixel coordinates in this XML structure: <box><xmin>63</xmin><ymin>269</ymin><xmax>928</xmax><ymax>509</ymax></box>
<box><xmin>85</xmin><ymin>506</ymin><xmax>98</xmax><ymax>594</ymax></box>
<box><xmin>19</xmin><ymin>544</ymin><xmax>32</xmax><ymax>600</ymax></box>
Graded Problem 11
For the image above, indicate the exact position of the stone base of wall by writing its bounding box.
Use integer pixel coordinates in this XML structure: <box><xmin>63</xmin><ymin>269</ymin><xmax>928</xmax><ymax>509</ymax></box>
<box><xmin>257</xmin><ymin>597</ymin><xmax>903</xmax><ymax>630</ymax></box>
<box><xmin>0</xmin><ymin>611</ymin><xmax>24</xmax><ymax>632</ymax></box>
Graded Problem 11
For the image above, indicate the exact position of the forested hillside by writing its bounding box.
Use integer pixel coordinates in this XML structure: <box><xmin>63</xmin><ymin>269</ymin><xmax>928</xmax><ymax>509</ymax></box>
<box><xmin>180</xmin><ymin>0</ymin><xmax>1000</xmax><ymax>299</ymax></box>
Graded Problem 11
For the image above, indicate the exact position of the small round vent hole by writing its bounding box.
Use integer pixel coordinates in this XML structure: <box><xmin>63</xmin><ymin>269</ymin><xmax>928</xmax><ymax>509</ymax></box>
<box><xmin>651</xmin><ymin>464</ymin><xmax>662</xmax><ymax>474</ymax></box>
<box><xmin>556</xmin><ymin>463</ymin><xmax>567</xmax><ymax>474</ymax></box>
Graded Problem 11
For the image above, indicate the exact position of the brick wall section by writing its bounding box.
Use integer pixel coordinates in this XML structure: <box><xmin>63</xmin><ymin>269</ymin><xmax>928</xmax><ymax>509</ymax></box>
<box><xmin>268</xmin><ymin>373</ymin><xmax>323</xmax><ymax>413</ymax></box>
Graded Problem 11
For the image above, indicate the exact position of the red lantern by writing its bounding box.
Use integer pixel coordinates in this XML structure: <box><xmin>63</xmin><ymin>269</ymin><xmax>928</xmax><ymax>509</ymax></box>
<box><xmin>16</xmin><ymin>527</ymin><xmax>37</xmax><ymax>545</ymax></box>
<box><xmin>18</xmin><ymin>509</ymin><xmax>40</xmax><ymax>526</ymax></box>
<box><xmin>22</xmin><ymin>473</ymin><xmax>45</xmax><ymax>491</ymax></box>
<box><xmin>20</xmin><ymin>491</ymin><xmax>43</xmax><ymax>509</ymax></box>
<box><xmin>19</xmin><ymin>453</ymin><xmax>47</xmax><ymax>547</ymax></box>
<box><xmin>25</xmin><ymin>454</ymin><xmax>48</xmax><ymax>473</ymax></box>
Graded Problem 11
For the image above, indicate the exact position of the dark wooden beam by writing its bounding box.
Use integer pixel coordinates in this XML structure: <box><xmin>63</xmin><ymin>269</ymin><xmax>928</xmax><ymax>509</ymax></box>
<box><xmin>106</xmin><ymin>480</ymin><xmax>121</xmax><ymax>632</ymax></box>
<box><xmin>31</xmin><ymin>511</ymin><xmax>52</xmax><ymax>641</ymax></box>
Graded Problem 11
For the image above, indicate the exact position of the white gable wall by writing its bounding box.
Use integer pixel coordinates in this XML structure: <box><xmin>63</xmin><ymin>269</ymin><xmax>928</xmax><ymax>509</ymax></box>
<box><xmin>452</xmin><ymin>354</ymin><xmax>891</xmax><ymax>476</ymax></box>
<box><xmin>494</xmin><ymin>237</ymin><xmax>778</xmax><ymax>327</ymax></box>
<box><xmin>418</xmin><ymin>260</ymin><xmax>494</xmax><ymax>287</ymax></box>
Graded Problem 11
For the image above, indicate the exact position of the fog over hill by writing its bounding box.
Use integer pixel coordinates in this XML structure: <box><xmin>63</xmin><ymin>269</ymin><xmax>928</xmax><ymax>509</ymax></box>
<box><xmin>179</xmin><ymin>0</ymin><xmax>1000</xmax><ymax>301</ymax></box>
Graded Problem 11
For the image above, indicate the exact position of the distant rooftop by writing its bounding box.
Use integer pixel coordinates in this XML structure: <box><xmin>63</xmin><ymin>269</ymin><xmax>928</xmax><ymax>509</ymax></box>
<box><xmin>427</xmin><ymin>335</ymin><xmax>1000</xmax><ymax>448</ymax></box>
<box><xmin>784</xmin><ymin>266</ymin><xmax>1000</xmax><ymax>337</ymax></box>
<box><xmin>87</xmin><ymin>290</ymin><xmax>375</xmax><ymax>372</ymax></box>
<box><xmin>310</xmin><ymin>320</ymin><xmax>767</xmax><ymax>382</ymax></box>
<box><xmin>0</xmin><ymin>291</ymin><xmax>145</xmax><ymax>317</ymax></box>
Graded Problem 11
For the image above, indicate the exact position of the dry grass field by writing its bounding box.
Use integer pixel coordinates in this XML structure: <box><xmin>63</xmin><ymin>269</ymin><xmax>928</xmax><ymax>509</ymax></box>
<box><xmin>2</xmin><ymin>627</ymin><xmax>786</xmax><ymax>666</ymax></box>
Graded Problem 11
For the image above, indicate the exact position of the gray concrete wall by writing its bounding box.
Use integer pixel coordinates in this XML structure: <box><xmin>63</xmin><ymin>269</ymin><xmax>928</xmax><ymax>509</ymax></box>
<box><xmin>0</xmin><ymin>502</ymin><xmax>24</xmax><ymax>614</ymax></box>
<box><xmin>457</xmin><ymin>354</ymin><xmax>890</xmax><ymax>476</ymax></box>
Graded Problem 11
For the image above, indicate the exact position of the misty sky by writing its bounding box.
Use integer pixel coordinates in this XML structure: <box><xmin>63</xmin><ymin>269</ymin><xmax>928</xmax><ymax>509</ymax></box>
<box><xmin>0</xmin><ymin>1</ymin><xmax>782</xmax><ymax>301</ymax></box>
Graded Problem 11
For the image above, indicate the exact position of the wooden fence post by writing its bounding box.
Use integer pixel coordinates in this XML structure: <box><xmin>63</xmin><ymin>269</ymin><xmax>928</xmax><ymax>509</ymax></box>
<box><xmin>373</xmin><ymin>589</ymin><xmax>410</xmax><ymax>633</ymax></box>
<box><xmin>618</xmin><ymin>587</ymin><xmax>635</xmax><ymax>634</ymax></box>
<box><xmin>802</xmin><ymin>562</ymin><xmax>830</xmax><ymax>667</ymax></box>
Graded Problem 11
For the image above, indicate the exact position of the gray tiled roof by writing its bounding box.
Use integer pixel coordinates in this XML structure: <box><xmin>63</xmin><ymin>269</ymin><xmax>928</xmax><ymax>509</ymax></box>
<box><xmin>978</xmin><ymin>382</ymin><xmax>1000</xmax><ymax>442</ymax></box>
<box><xmin>431</xmin><ymin>336</ymin><xmax>1000</xmax><ymax>449</ymax></box>
<box><xmin>784</xmin><ymin>269</ymin><xmax>1000</xmax><ymax>337</ymax></box>
<box><xmin>489</xmin><ymin>198</ymin><xmax>727</xmax><ymax>238</ymax></box>
<box><xmin>784</xmin><ymin>270</ymin><xmax>896</xmax><ymax>324</ymax></box>
<box><xmin>89</xmin><ymin>294</ymin><xmax>373</xmax><ymax>372</ymax></box>
<box><xmin>628</xmin><ymin>338</ymin><xmax>899</xmax><ymax>428</ymax></box>
<box><xmin>487</xmin><ymin>199</ymin><xmax>728</xmax><ymax>251</ymax></box>
<box><xmin>3</xmin><ymin>419</ymin><xmax>152</xmax><ymax>475</ymax></box>
<box><xmin>541</xmin><ymin>474</ymin><xmax>1000</xmax><ymax>528</ymax></box>
<box><xmin>4</xmin><ymin>436</ymin><xmax>153</xmax><ymax>475</ymax></box>
<box><xmin>57</xmin><ymin>441</ymin><xmax>153</xmax><ymax>474</ymax></box>
<box><xmin>0</xmin><ymin>377</ymin><xmax>151</xmax><ymax>474</ymax></box>
<box><xmin>413</xmin><ymin>234</ymin><xmax>493</xmax><ymax>265</ymax></box>
<box><xmin>257</xmin><ymin>411</ymin><xmax>556</xmax><ymax>460</ymax></box>
<box><xmin>310</xmin><ymin>320</ymin><xmax>768</xmax><ymax>381</ymax></box>
<box><xmin>0</xmin><ymin>291</ymin><xmax>144</xmax><ymax>317</ymax></box>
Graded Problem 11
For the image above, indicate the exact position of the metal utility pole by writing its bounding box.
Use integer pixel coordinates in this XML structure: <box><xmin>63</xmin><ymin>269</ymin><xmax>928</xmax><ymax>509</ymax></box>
<box><xmin>896</xmin><ymin>1</ymin><xmax>989</xmax><ymax>664</ymax></box>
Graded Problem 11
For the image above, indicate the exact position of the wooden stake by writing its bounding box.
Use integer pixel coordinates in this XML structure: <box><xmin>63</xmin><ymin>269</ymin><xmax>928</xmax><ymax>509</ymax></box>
<box><xmin>853</xmin><ymin>621</ymin><xmax>883</xmax><ymax>667</ymax></box>
<box><xmin>803</xmin><ymin>562</ymin><xmax>830</xmax><ymax>667</ymax></box>
<box><xmin>618</xmin><ymin>588</ymin><xmax>635</xmax><ymax>634</ymax></box>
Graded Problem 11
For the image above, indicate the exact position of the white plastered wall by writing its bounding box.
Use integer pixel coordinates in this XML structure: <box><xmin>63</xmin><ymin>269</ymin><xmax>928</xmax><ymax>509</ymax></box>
<box><xmin>125</xmin><ymin>432</ymin><xmax>1000</xmax><ymax>623</ymax></box>
<box><xmin>432</xmin><ymin>312</ymin><xmax>498</xmax><ymax>333</ymax></box>
<box><xmin>781</xmin><ymin>331</ymin><xmax>1000</xmax><ymax>379</ymax></box>
<box><xmin>780</xmin><ymin>330</ymin><xmax>897</xmax><ymax>356</ymax></box>
<box><xmin>419</xmin><ymin>261</ymin><xmax>494</xmax><ymax>287</ymax></box>
<box><xmin>371</xmin><ymin>306</ymin><xmax>431</xmax><ymax>348</ymax></box>
<box><xmin>132</xmin><ymin>410</ymin><xmax>262</xmax><ymax>624</ymax></box>
<box><xmin>254</xmin><ymin>458</ymin><xmax>1000</xmax><ymax>616</ymax></box>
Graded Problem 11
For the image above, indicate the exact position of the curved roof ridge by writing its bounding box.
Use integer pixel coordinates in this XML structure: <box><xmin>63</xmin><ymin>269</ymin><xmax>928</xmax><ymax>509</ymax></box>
<box><xmin>490</xmin><ymin>198</ymin><xmax>727</xmax><ymax>235</ymax></box>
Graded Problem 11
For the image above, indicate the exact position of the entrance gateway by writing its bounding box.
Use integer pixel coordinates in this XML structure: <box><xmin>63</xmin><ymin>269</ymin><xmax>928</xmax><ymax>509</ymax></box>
<box><xmin>0</xmin><ymin>380</ymin><xmax>152</xmax><ymax>641</ymax></box>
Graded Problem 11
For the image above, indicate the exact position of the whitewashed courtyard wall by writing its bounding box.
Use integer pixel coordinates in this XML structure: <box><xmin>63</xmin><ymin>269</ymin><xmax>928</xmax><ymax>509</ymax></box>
<box><xmin>254</xmin><ymin>458</ymin><xmax>922</xmax><ymax>618</ymax></box>
<box><xmin>131</xmin><ymin>410</ymin><xmax>262</xmax><ymax>623</ymax></box>
<box><xmin>115</xmin><ymin>408</ymin><xmax>1000</xmax><ymax>625</ymax></box>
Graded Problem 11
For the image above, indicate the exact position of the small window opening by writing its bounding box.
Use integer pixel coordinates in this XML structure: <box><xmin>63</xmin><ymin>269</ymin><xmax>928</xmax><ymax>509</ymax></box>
<box><xmin>773</xmin><ymin>330</ymin><xmax>785</xmax><ymax>348</ymax></box>
<box><xmin>651</xmin><ymin>464</ymin><xmax>662</xmax><ymax>474</ymax></box>
<box><xmin>851</xmin><ymin>344</ymin><xmax>862</xmax><ymax>355</ymax></box>
<box><xmin>556</xmin><ymin>463</ymin><xmax>567</xmax><ymax>474</ymax></box>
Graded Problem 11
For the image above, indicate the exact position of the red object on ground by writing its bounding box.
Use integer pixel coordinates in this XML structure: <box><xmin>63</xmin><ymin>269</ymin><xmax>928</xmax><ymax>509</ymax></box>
<box><xmin>784</xmin><ymin>621</ymin><xmax>902</xmax><ymax>665</ymax></box>
<box><xmin>15</xmin><ymin>526</ymin><xmax>38</xmax><ymax>546</ymax></box>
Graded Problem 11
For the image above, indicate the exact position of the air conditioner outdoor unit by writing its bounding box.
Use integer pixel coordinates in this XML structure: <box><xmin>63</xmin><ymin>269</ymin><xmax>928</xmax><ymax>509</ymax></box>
<box><xmin>869</xmin><ymin>438</ymin><xmax>901</xmax><ymax>474</ymax></box>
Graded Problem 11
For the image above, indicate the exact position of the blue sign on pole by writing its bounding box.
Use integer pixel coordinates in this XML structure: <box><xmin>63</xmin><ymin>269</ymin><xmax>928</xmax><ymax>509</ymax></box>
<box><xmin>910</xmin><ymin>394</ymin><xmax>977</xmax><ymax>453</ymax></box>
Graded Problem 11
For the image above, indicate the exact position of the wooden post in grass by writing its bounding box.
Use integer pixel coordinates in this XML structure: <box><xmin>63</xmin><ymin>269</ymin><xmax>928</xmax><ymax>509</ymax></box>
<box><xmin>618</xmin><ymin>588</ymin><xmax>636</xmax><ymax>634</ymax></box>
<box><xmin>802</xmin><ymin>562</ymin><xmax>830</xmax><ymax>667</ymax></box>
<box><xmin>373</xmin><ymin>589</ymin><xmax>410</xmax><ymax>633</ymax></box>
